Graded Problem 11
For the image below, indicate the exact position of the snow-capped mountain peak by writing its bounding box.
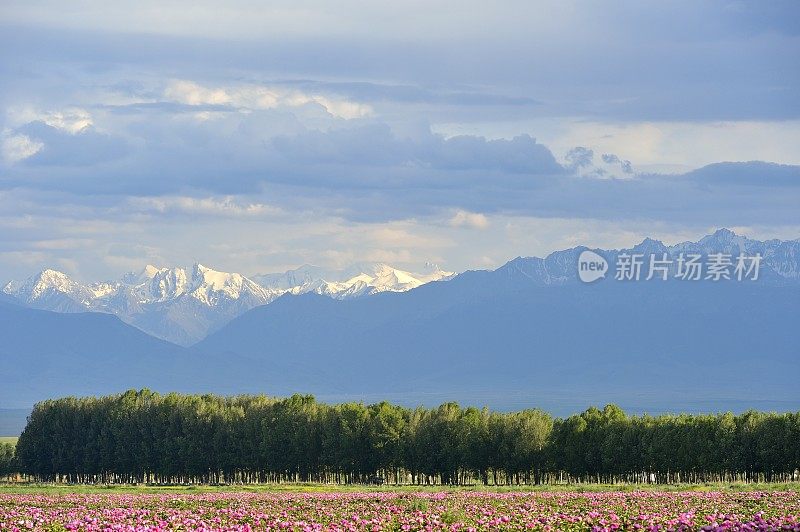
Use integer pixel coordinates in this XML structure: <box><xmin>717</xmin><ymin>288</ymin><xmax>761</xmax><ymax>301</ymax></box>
<box><xmin>367</xmin><ymin>264</ymin><xmax>423</xmax><ymax>289</ymax></box>
<box><xmin>254</xmin><ymin>261</ymin><xmax>454</xmax><ymax>298</ymax></box>
<box><xmin>2</xmin><ymin>261</ymin><xmax>454</xmax><ymax>345</ymax></box>
<box><xmin>142</xmin><ymin>264</ymin><xmax>164</xmax><ymax>279</ymax></box>
<box><xmin>121</xmin><ymin>264</ymin><xmax>164</xmax><ymax>285</ymax></box>
<box><xmin>30</xmin><ymin>269</ymin><xmax>73</xmax><ymax>298</ymax></box>
<box><xmin>3</xmin><ymin>230</ymin><xmax>797</xmax><ymax>346</ymax></box>
<box><xmin>192</xmin><ymin>263</ymin><xmax>247</xmax><ymax>292</ymax></box>
<box><xmin>419</xmin><ymin>262</ymin><xmax>452</xmax><ymax>280</ymax></box>
<box><xmin>187</xmin><ymin>263</ymin><xmax>274</xmax><ymax>305</ymax></box>
<box><xmin>139</xmin><ymin>266</ymin><xmax>189</xmax><ymax>302</ymax></box>
<box><xmin>3</xmin><ymin>269</ymin><xmax>87</xmax><ymax>304</ymax></box>
<box><xmin>298</xmin><ymin>262</ymin><xmax>454</xmax><ymax>299</ymax></box>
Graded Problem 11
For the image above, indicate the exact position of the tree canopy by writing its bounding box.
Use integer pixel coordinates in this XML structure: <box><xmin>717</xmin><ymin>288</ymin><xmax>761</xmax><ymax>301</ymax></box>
<box><xmin>12</xmin><ymin>390</ymin><xmax>800</xmax><ymax>484</ymax></box>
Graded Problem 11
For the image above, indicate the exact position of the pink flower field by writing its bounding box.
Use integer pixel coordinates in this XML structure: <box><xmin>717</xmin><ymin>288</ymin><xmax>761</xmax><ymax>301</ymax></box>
<box><xmin>1</xmin><ymin>490</ymin><xmax>799</xmax><ymax>531</ymax></box>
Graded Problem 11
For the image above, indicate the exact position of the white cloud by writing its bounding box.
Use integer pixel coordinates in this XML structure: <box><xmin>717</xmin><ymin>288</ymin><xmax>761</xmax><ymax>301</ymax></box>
<box><xmin>8</xmin><ymin>107</ymin><xmax>93</xmax><ymax>134</ymax></box>
<box><xmin>284</xmin><ymin>92</ymin><xmax>372</xmax><ymax>120</ymax></box>
<box><xmin>165</xmin><ymin>80</ymin><xmax>234</xmax><ymax>106</ymax></box>
<box><xmin>164</xmin><ymin>79</ymin><xmax>372</xmax><ymax>119</ymax></box>
<box><xmin>448</xmin><ymin>210</ymin><xmax>489</xmax><ymax>229</ymax></box>
<box><xmin>0</xmin><ymin>4</ymin><xmax>796</xmax><ymax>283</ymax></box>
<box><xmin>563</xmin><ymin>147</ymin><xmax>635</xmax><ymax>179</ymax></box>
<box><xmin>1</xmin><ymin>132</ymin><xmax>43</xmax><ymax>163</ymax></box>
<box><xmin>2</xmin><ymin>108</ymin><xmax>99</xmax><ymax>164</ymax></box>
<box><xmin>1</xmin><ymin>180</ymin><xmax>798</xmax><ymax>283</ymax></box>
<box><xmin>128</xmin><ymin>196</ymin><xmax>284</xmax><ymax>218</ymax></box>
<box><xmin>41</xmin><ymin>108</ymin><xmax>94</xmax><ymax>134</ymax></box>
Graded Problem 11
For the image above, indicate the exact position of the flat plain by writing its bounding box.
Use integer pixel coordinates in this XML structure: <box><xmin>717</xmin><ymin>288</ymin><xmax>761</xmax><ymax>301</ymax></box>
<box><xmin>1</xmin><ymin>485</ymin><xmax>799</xmax><ymax>530</ymax></box>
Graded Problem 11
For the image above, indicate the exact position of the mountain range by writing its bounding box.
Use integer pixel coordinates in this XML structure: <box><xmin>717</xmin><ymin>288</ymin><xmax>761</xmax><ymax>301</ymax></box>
<box><xmin>3</xmin><ymin>262</ymin><xmax>454</xmax><ymax>345</ymax></box>
<box><xmin>495</xmin><ymin>228</ymin><xmax>799</xmax><ymax>286</ymax></box>
<box><xmin>1</xmin><ymin>229</ymin><xmax>798</xmax><ymax>432</ymax></box>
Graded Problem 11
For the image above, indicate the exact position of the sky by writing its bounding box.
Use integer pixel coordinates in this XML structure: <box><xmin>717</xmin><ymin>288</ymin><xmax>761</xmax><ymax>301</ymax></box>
<box><xmin>1</xmin><ymin>0</ymin><xmax>799</xmax><ymax>282</ymax></box>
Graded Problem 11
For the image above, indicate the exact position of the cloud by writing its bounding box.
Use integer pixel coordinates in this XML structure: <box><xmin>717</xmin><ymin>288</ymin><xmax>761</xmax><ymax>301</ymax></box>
<box><xmin>6</xmin><ymin>107</ymin><xmax>94</xmax><ymax>133</ymax></box>
<box><xmin>163</xmin><ymin>79</ymin><xmax>372</xmax><ymax>119</ymax></box>
<box><xmin>1</xmin><ymin>104</ymin><xmax>798</xmax><ymax>232</ymax></box>
<box><xmin>601</xmin><ymin>153</ymin><xmax>633</xmax><ymax>174</ymax></box>
<box><xmin>565</xmin><ymin>147</ymin><xmax>594</xmax><ymax>170</ymax></box>
<box><xmin>9</xmin><ymin>121</ymin><xmax>127</xmax><ymax>167</ymax></box>
<box><xmin>0</xmin><ymin>2</ymin><xmax>797</xmax><ymax>280</ymax></box>
<box><xmin>682</xmin><ymin>161</ymin><xmax>800</xmax><ymax>187</ymax></box>
<box><xmin>5</xmin><ymin>1</ymin><xmax>797</xmax><ymax>123</ymax></box>
<box><xmin>272</xmin><ymin>123</ymin><xmax>405</xmax><ymax>166</ymax></box>
<box><xmin>448</xmin><ymin>210</ymin><xmax>489</xmax><ymax>229</ymax></box>
<box><xmin>2</xmin><ymin>108</ymin><xmax>98</xmax><ymax>164</ymax></box>
<box><xmin>165</xmin><ymin>80</ymin><xmax>234</xmax><ymax>106</ymax></box>
<box><xmin>1</xmin><ymin>133</ymin><xmax>43</xmax><ymax>163</ymax></box>
<box><xmin>38</xmin><ymin>108</ymin><xmax>94</xmax><ymax>134</ymax></box>
<box><xmin>273</xmin><ymin>125</ymin><xmax>563</xmax><ymax>175</ymax></box>
<box><xmin>563</xmin><ymin>146</ymin><xmax>610</xmax><ymax>178</ymax></box>
<box><xmin>283</xmin><ymin>80</ymin><xmax>541</xmax><ymax>108</ymax></box>
<box><xmin>128</xmin><ymin>196</ymin><xmax>285</xmax><ymax>218</ymax></box>
<box><xmin>563</xmin><ymin>147</ymin><xmax>635</xmax><ymax>179</ymax></box>
<box><xmin>429</xmin><ymin>134</ymin><xmax>563</xmax><ymax>174</ymax></box>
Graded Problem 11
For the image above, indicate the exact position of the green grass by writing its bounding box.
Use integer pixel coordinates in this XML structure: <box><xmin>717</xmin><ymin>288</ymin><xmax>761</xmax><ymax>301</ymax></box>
<box><xmin>0</xmin><ymin>481</ymin><xmax>798</xmax><ymax>496</ymax></box>
<box><xmin>0</xmin><ymin>437</ymin><xmax>17</xmax><ymax>445</ymax></box>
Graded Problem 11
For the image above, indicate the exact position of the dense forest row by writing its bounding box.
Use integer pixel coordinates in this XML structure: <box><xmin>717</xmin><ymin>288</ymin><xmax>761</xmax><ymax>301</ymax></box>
<box><xmin>10</xmin><ymin>390</ymin><xmax>800</xmax><ymax>484</ymax></box>
<box><xmin>0</xmin><ymin>442</ymin><xmax>14</xmax><ymax>478</ymax></box>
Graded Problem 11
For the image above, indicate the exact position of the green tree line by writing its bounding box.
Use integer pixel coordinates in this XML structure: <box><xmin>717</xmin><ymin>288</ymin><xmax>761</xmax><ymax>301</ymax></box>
<box><xmin>11</xmin><ymin>390</ymin><xmax>800</xmax><ymax>484</ymax></box>
<box><xmin>0</xmin><ymin>443</ymin><xmax>14</xmax><ymax>477</ymax></box>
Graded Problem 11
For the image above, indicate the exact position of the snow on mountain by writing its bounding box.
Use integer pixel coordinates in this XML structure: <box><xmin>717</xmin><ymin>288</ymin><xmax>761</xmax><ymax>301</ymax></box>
<box><xmin>2</xmin><ymin>269</ymin><xmax>95</xmax><ymax>312</ymax></box>
<box><xmin>253</xmin><ymin>265</ymin><xmax>337</xmax><ymax>291</ymax></box>
<box><xmin>132</xmin><ymin>265</ymin><xmax>190</xmax><ymax>302</ymax></box>
<box><xmin>254</xmin><ymin>262</ymin><xmax>455</xmax><ymax>299</ymax></box>
<box><xmin>4</xmin><ymin>229</ymin><xmax>796</xmax><ymax>346</ymax></box>
<box><xmin>4</xmin><ymin>269</ymin><xmax>78</xmax><ymax>303</ymax></box>
<box><xmin>3</xmin><ymin>261</ymin><xmax>455</xmax><ymax>345</ymax></box>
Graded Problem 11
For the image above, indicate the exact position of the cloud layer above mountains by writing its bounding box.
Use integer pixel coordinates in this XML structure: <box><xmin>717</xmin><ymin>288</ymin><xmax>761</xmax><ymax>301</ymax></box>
<box><xmin>0</xmin><ymin>0</ymin><xmax>798</xmax><ymax>280</ymax></box>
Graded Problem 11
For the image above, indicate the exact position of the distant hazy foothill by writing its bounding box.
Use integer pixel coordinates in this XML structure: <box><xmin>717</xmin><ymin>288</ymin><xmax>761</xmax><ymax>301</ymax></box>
<box><xmin>1</xmin><ymin>229</ymin><xmax>798</xmax><ymax>432</ymax></box>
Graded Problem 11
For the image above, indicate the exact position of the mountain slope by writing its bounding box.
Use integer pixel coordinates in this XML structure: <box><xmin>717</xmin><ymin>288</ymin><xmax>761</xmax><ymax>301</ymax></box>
<box><xmin>3</xmin><ymin>262</ymin><xmax>454</xmax><ymax>345</ymax></box>
<box><xmin>253</xmin><ymin>262</ymin><xmax>454</xmax><ymax>297</ymax></box>
<box><xmin>3</xmin><ymin>229</ymin><xmax>798</xmax><ymax>415</ymax></box>
<box><xmin>488</xmin><ymin>228</ymin><xmax>800</xmax><ymax>288</ymax></box>
<box><xmin>0</xmin><ymin>302</ymin><xmax>270</xmax><ymax>409</ymax></box>
<box><xmin>199</xmin><ymin>282</ymin><xmax>799</xmax><ymax>414</ymax></box>
<box><xmin>198</xmin><ymin>230</ymin><xmax>800</xmax><ymax>414</ymax></box>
